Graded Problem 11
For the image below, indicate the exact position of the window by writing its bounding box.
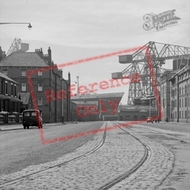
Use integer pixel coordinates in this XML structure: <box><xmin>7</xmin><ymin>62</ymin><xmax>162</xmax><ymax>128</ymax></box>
<box><xmin>172</xmin><ymin>100</ymin><xmax>174</xmax><ymax>108</ymax></box>
<box><xmin>21</xmin><ymin>70</ymin><xmax>26</xmax><ymax>77</ymax></box>
<box><xmin>5</xmin><ymin>81</ymin><xmax>8</xmax><ymax>95</ymax></box>
<box><xmin>31</xmin><ymin>111</ymin><xmax>37</xmax><ymax>116</ymax></box>
<box><xmin>0</xmin><ymin>79</ymin><xmax>4</xmax><ymax>94</ymax></box>
<box><xmin>11</xmin><ymin>83</ymin><xmax>13</xmax><ymax>96</ymax></box>
<box><xmin>23</xmin><ymin>112</ymin><xmax>30</xmax><ymax>117</ymax></box>
<box><xmin>38</xmin><ymin>71</ymin><xmax>42</xmax><ymax>77</ymax></box>
<box><xmin>171</xmin><ymin>89</ymin><xmax>174</xmax><ymax>97</ymax></box>
<box><xmin>2</xmin><ymin>69</ymin><xmax>8</xmax><ymax>75</ymax></box>
<box><xmin>21</xmin><ymin>83</ymin><xmax>26</xmax><ymax>91</ymax></box>
<box><xmin>38</xmin><ymin>83</ymin><xmax>43</xmax><ymax>91</ymax></box>
<box><xmin>14</xmin><ymin>85</ymin><xmax>16</xmax><ymax>96</ymax></box>
<box><xmin>38</xmin><ymin>97</ymin><xmax>43</xmax><ymax>106</ymax></box>
<box><xmin>162</xmin><ymin>98</ymin><xmax>165</xmax><ymax>108</ymax></box>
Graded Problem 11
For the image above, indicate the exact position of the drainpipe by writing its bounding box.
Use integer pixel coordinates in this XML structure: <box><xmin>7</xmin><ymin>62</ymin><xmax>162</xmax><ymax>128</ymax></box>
<box><xmin>186</xmin><ymin>76</ymin><xmax>189</xmax><ymax>123</ymax></box>
<box><xmin>176</xmin><ymin>74</ymin><xmax>179</xmax><ymax>122</ymax></box>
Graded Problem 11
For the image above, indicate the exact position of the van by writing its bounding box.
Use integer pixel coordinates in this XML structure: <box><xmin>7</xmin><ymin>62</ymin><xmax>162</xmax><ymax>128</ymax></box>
<box><xmin>22</xmin><ymin>109</ymin><xmax>43</xmax><ymax>129</ymax></box>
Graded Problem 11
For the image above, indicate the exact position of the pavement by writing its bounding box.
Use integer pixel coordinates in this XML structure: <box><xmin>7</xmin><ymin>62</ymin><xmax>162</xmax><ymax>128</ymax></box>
<box><xmin>0</xmin><ymin>121</ymin><xmax>178</xmax><ymax>190</ymax></box>
<box><xmin>0</xmin><ymin>122</ymin><xmax>78</xmax><ymax>131</ymax></box>
<box><xmin>0</xmin><ymin>120</ymin><xmax>189</xmax><ymax>132</ymax></box>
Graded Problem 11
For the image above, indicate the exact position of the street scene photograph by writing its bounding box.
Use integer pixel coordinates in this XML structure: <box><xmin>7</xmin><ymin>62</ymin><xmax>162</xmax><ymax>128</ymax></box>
<box><xmin>0</xmin><ymin>0</ymin><xmax>190</xmax><ymax>189</ymax></box>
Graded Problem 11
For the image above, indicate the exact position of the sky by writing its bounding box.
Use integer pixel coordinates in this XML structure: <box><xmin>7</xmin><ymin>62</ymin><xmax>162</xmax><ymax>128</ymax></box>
<box><xmin>0</xmin><ymin>0</ymin><xmax>190</xmax><ymax>104</ymax></box>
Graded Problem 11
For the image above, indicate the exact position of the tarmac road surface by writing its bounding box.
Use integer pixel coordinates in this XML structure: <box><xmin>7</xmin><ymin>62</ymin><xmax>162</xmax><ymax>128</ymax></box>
<box><xmin>0</xmin><ymin>121</ymin><xmax>104</xmax><ymax>176</ymax></box>
<box><xmin>0</xmin><ymin>121</ymin><xmax>190</xmax><ymax>189</ymax></box>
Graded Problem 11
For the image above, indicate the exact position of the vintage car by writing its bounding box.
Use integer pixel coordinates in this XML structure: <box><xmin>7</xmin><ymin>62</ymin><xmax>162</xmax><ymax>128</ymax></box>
<box><xmin>146</xmin><ymin>117</ymin><xmax>154</xmax><ymax>123</ymax></box>
<box><xmin>22</xmin><ymin>109</ymin><xmax>43</xmax><ymax>129</ymax></box>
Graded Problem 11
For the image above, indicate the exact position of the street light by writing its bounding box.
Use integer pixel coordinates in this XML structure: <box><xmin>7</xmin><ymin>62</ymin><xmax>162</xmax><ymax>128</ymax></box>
<box><xmin>0</xmin><ymin>22</ymin><xmax>32</xmax><ymax>28</ymax></box>
<box><xmin>76</xmin><ymin>76</ymin><xmax>79</xmax><ymax>95</ymax></box>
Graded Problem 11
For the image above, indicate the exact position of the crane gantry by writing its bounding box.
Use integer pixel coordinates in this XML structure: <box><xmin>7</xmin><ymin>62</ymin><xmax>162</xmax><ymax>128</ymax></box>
<box><xmin>112</xmin><ymin>41</ymin><xmax>190</xmax><ymax>105</ymax></box>
<box><xmin>7</xmin><ymin>38</ymin><xmax>29</xmax><ymax>57</ymax></box>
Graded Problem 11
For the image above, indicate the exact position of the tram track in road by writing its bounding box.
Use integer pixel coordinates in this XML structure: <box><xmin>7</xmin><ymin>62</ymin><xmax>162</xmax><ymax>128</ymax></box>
<box><xmin>0</xmin><ymin>122</ymin><xmax>107</xmax><ymax>188</ymax></box>
<box><xmin>1</xmin><ymin>121</ymin><xmax>175</xmax><ymax>189</ymax></box>
<box><xmin>99</xmin><ymin>122</ymin><xmax>152</xmax><ymax>190</ymax></box>
<box><xmin>1</xmin><ymin>121</ymin><xmax>154</xmax><ymax>189</ymax></box>
<box><xmin>133</xmin><ymin>123</ymin><xmax>190</xmax><ymax>144</ymax></box>
<box><xmin>130</xmin><ymin>123</ymin><xmax>190</xmax><ymax>189</ymax></box>
<box><xmin>110</xmin><ymin>121</ymin><xmax>190</xmax><ymax>190</ymax></box>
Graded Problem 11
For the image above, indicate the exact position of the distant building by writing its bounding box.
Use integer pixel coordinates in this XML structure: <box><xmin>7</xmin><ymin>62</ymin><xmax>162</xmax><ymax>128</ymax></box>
<box><xmin>70</xmin><ymin>101</ymin><xmax>77</xmax><ymax>122</ymax></box>
<box><xmin>118</xmin><ymin>105</ymin><xmax>157</xmax><ymax>121</ymax></box>
<box><xmin>173</xmin><ymin>58</ymin><xmax>189</xmax><ymax>71</ymax></box>
<box><xmin>0</xmin><ymin>72</ymin><xmax>21</xmax><ymax>112</ymax></box>
<box><xmin>0</xmin><ymin>47</ymin><xmax>6</xmax><ymax>61</ymax></box>
<box><xmin>160</xmin><ymin>70</ymin><xmax>175</xmax><ymax>122</ymax></box>
<box><xmin>170</xmin><ymin>62</ymin><xmax>190</xmax><ymax>123</ymax></box>
<box><xmin>0</xmin><ymin>47</ymin><xmax>70</xmax><ymax>123</ymax></box>
<box><xmin>71</xmin><ymin>92</ymin><xmax>124</xmax><ymax>121</ymax></box>
<box><xmin>0</xmin><ymin>72</ymin><xmax>22</xmax><ymax>124</ymax></box>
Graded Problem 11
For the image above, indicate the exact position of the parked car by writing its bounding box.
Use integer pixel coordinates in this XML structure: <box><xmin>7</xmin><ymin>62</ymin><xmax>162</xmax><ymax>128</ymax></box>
<box><xmin>22</xmin><ymin>109</ymin><xmax>43</xmax><ymax>129</ymax></box>
<box><xmin>147</xmin><ymin>117</ymin><xmax>154</xmax><ymax>123</ymax></box>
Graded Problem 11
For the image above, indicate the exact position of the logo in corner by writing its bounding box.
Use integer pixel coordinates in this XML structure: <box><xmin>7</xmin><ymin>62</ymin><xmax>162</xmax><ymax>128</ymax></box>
<box><xmin>143</xmin><ymin>9</ymin><xmax>180</xmax><ymax>31</ymax></box>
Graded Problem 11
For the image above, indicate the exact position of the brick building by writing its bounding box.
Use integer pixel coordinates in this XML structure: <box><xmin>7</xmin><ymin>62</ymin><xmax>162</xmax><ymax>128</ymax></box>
<box><xmin>118</xmin><ymin>105</ymin><xmax>158</xmax><ymax>121</ymax></box>
<box><xmin>71</xmin><ymin>92</ymin><xmax>124</xmax><ymax>121</ymax></box>
<box><xmin>0</xmin><ymin>72</ymin><xmax>22</xmax><ymax>124</ymax></box>
<box><xmin>0</xmin><ymin>47</ymin><xmax>70</xmax><ymax>123</ymax></box>
<box><xmin>160</xmin><ymin>70</ymin><xmax>175</xmax><ymax>122</ymax></box>
<box><xmin>0</xmin><ymin>72</ymin><xmax>21</xmax><ymax>112</ymax></box>
<box><xmin>170</xmin><ymin>63</ymin><xmax>190</xmax><ymax>123</ymax></box>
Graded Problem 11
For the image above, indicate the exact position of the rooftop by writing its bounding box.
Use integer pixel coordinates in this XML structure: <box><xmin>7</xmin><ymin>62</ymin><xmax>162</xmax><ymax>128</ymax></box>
<box><xmin>71</xmin><ymin>92</ymin><xmax>124</xmax><ymax>100</ymax></box>
<box><xmin>0</xmin><ymin>72</ymin><xmax>17</xmax><ymax>84</ymax></box>
<box><xmin>0</xmin><ymin>52</ymin><xmax>49</xmax><ymax>67</ymax></box>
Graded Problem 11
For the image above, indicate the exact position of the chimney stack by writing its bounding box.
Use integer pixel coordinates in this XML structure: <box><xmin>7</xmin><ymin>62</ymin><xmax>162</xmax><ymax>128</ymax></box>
<box><xmin>48</xmin><ymin>47</ymin><xmax>52</xmax><ymax>65</ymax></box>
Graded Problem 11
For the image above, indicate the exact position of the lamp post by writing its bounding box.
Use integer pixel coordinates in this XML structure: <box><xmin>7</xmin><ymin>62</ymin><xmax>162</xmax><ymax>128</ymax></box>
<box><xmin>76</xmin><ymin>76</ymin><xmax>79</xmax><ymax>95</ymax></box>
<box><xmin>0</xmin><ymin>22</ymin><xmax>32</xmax><ymax>28</ymax></box>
